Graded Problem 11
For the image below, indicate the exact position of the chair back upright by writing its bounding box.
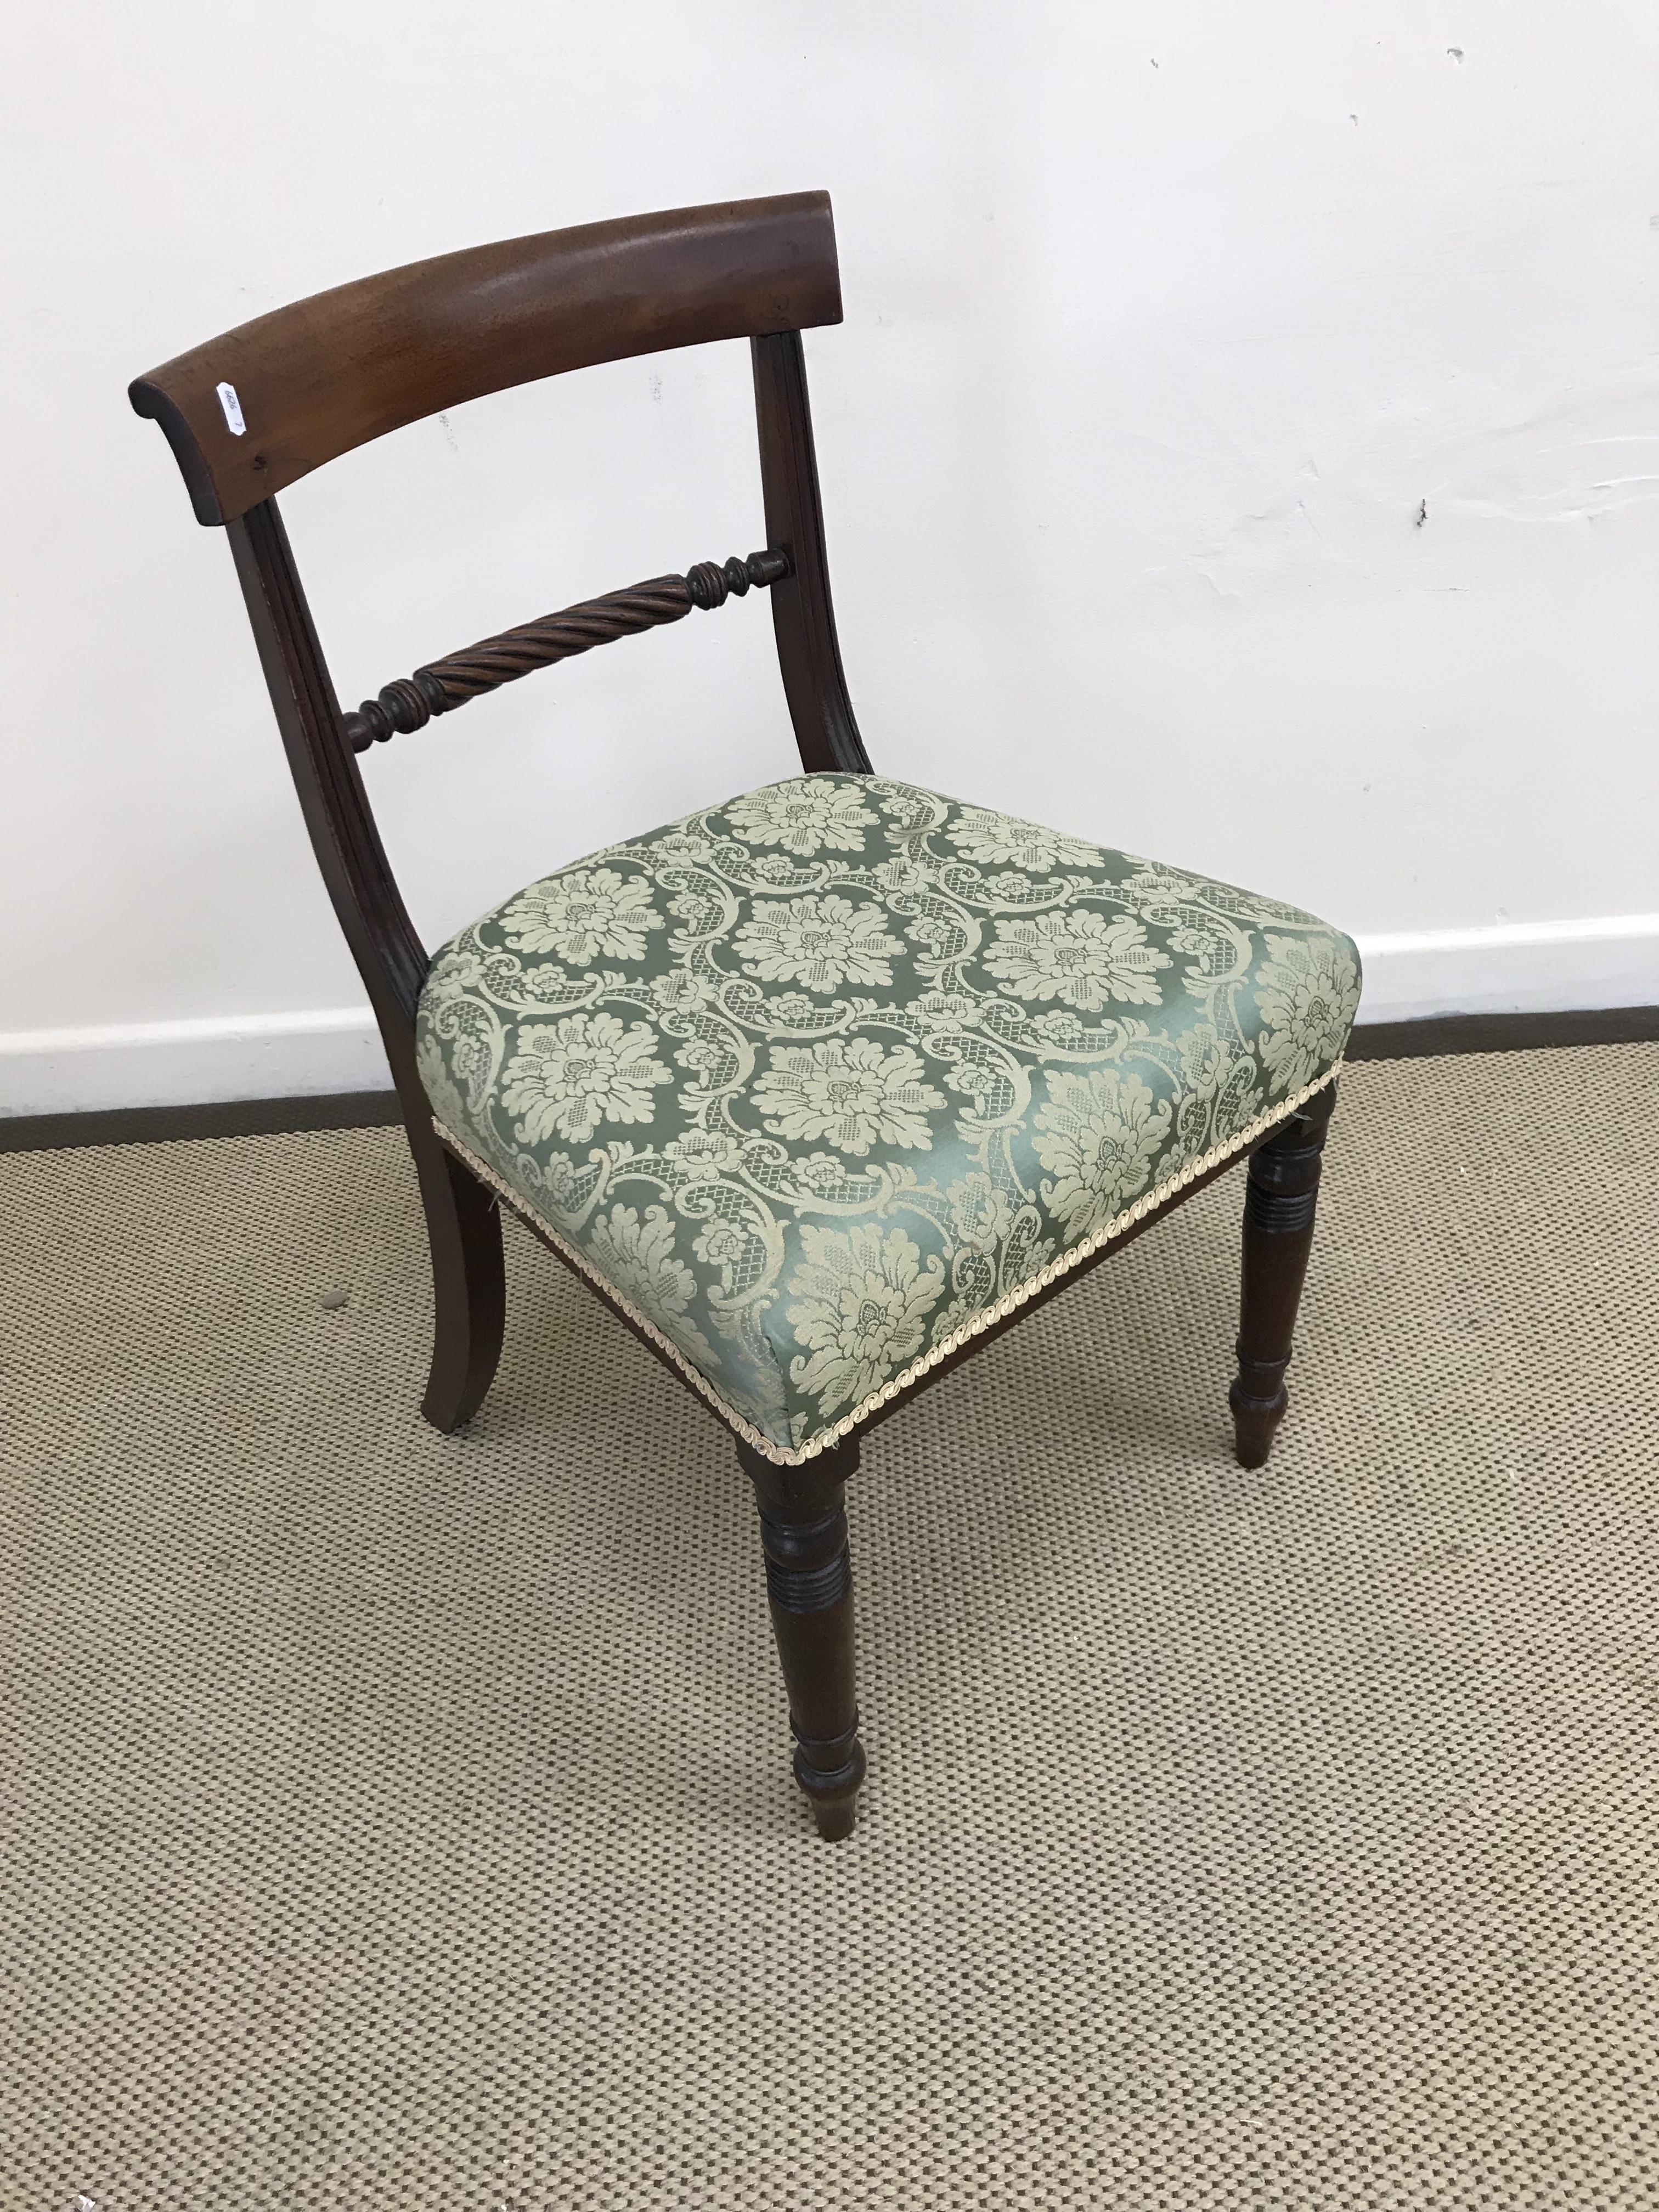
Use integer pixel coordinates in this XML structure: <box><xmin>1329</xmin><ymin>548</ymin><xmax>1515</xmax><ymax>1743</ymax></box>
<box><xmin>128</xmin><ymin>192</ymin><xmax>871</xmax><ymax>1087</ymax></box>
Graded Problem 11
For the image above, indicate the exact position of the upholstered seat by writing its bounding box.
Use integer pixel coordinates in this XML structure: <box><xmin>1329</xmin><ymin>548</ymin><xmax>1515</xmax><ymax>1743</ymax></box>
<box><xmin>416</xmin><ymin>775</ymin><xmax>1361</xmax><ymax>1460</ymax></box>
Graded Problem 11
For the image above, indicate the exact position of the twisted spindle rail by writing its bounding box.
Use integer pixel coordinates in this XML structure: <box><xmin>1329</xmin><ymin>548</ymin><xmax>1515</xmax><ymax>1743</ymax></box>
<box><xmin>342</xmin><ymin>549</ymin><xmax>791</xmax><ymax>751</ymax></box>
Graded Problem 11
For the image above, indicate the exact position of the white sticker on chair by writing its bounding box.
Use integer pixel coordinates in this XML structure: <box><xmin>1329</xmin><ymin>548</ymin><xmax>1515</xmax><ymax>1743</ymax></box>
<box><xmin>216</xmin><ymin>381</ymin><xmax>246</xmax><ymax>436</ymax></box>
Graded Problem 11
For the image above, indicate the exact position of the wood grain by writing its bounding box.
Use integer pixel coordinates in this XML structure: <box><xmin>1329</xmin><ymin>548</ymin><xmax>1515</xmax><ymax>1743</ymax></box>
<box><xmin>740</xmin><ymin>1438</ymin><xmax>866</xmax><ymax>1841</ymax></box>
<box><xmin>227</xmin><ymin>499</ymin><xmax>505</xmax><ymax>1429</ymax></box>
<box><xmin>131</xmin><ymin>194</ymin><xmax>841</xmax><ymax>525</ymax></box>
<box><xmin>343</xmin><ymin>551</ymin><xmax>791</xmax><ymax>750</ymax></box>
<box><xmin>1231</xmin><ymin>1081</ymin><xmax>1338</xmax><ymax>1468</ymax></box>
<box><xmin>751</xmin><ymin>331</ymin><xmax>872</xmax><ymax>775</ymax></box>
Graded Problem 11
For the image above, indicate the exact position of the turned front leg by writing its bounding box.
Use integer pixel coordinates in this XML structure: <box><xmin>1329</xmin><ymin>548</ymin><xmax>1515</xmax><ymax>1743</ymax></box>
<box><xmin>738</xmin><ymin>1438</ymin><xmax>866</xmax><ymax>1842</ymax></box>
<box><xmin>1231</xmin><ymin>1081</ymin><xmax>1338</xmax><ymax>1468</ymax></box>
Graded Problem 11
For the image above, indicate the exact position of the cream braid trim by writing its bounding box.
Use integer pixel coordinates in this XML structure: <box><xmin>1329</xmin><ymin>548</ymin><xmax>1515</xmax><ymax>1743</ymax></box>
<box><xmin>433</xmin><ymin>1060</ymin><xmax>1342</xmax><ymax>1467</ymax></box>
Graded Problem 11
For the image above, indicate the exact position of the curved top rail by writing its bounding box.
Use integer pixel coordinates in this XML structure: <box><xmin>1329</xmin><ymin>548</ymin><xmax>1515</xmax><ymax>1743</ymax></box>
<box><xmin>129</xmin><ymin>193</ymin><xmax>840</xmax><ymax>524</ymax></box>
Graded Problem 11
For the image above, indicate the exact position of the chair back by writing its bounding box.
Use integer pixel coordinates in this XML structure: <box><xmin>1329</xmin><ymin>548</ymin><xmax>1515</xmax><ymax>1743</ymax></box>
<box><xmin>131</xmin><ymin>195</ymin><xmax>842</xmax><ymax>526</ymax></box>
<box><xmin>129</xmin><ymin>193</ymin><xmax>871</xmax><ymax>1111</ymax></box>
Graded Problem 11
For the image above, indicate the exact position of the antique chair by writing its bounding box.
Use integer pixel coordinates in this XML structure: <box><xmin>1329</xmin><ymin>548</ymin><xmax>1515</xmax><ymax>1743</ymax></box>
<box><xmin>131</xmin><ymin>194</ymin><xmax>1360</xmax><ymax>1841</ymax></box>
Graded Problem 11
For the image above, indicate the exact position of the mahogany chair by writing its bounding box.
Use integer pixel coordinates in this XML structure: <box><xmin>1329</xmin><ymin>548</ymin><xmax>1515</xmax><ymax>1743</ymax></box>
<box><xmin>131</xmin><ymin>193</ymin><xmax>1361</xmax><ymax>1841</ymax></box>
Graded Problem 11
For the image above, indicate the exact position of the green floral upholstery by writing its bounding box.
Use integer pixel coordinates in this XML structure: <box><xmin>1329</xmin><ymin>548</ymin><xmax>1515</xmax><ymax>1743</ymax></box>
<box><xmin>416</xmin><ymin>776</ymin><xmax>1361</xmax><ymax>1460</ymax></box>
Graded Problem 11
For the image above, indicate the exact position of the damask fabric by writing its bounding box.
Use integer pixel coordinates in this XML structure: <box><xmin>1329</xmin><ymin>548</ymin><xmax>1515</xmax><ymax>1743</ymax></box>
<box><xmin>415</xmin><ymin>776</ymin><xmax>1361</xmax><ymax>1458</ymax></box>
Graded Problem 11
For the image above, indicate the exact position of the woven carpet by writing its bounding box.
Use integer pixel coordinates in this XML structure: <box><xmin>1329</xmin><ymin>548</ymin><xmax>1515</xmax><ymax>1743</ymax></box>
<box><xmin>4</xmin><ymin>1045</ymin><xmax>1657</xmax><ymax>2210</ymax></box>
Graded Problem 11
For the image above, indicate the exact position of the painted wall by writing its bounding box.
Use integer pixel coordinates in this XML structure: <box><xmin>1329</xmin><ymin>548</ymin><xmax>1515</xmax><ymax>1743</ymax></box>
<box><xmin>4</xmin><ymin>1</ymin><xmax>1657</xmax><ymax>1112</ymax></box>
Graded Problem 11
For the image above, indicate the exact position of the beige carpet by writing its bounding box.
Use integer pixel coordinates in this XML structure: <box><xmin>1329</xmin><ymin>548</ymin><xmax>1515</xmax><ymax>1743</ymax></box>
<box><xmin>4</xmin><ymin>1045</ymin><xmax>1658</xmax><ymax>2210</ymax></box>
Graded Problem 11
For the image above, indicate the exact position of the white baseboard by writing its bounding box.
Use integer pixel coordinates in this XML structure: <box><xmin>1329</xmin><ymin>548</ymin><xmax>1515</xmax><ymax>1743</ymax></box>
<box><xmin>1351</xmin><ymin>913</ymin><xmax>1659</xmax><ymax>1026</ymax></box>
<box><xmin>2</xmin><ymin>916</ymin><xmax>1656</xmax><ymax>1118</ymax></box>
<box><xmin>0</xmin><ymin>1007</ymin><xmax>390</xmax><ymax>1118</ymax></box>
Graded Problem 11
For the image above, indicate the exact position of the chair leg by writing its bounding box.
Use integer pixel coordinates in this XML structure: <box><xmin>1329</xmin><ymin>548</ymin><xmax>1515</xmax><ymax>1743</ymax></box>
<box><xmin>412</xmin><ymin>1131</ymin><xmax>506</xmax><ymax>1433</ymax></box>
<box><xmin>738</xmin><ymin>1437</ymin><xmax>867</xmax><ymax>1841</ymax></box>
<box><xmin>1230</xmin><ymin>1080</ymin><xmax>1338</xmax><ymax>1469</ymax></box>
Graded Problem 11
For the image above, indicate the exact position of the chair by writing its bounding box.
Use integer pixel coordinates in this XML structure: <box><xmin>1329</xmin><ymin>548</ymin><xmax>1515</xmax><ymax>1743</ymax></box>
<box><xmin>131</xmin><ymin>194</ymin><xmax>1361</xmax><ymax>1841</ymax></box>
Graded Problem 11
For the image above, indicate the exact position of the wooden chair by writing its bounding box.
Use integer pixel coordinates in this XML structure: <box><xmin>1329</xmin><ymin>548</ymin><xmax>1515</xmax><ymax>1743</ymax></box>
<box><xmin>131</xmin><ymin>193</ymin><xmax>1360</xmax><ymax>1841</ymax></box>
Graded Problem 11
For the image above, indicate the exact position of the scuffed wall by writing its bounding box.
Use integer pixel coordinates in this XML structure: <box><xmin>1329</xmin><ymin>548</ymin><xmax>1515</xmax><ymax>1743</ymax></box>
<box><xmin>3</xmin><ymin>1</ymin><xmax>1656</xmax><ymax>1107</ymax></box>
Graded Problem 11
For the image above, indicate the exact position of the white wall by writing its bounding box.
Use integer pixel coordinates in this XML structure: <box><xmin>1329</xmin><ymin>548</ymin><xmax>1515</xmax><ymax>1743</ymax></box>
<box><xmin>4</xmin><ymin>1</ymin><xmax>1657</xmax><ymax>1113</ymax></box>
